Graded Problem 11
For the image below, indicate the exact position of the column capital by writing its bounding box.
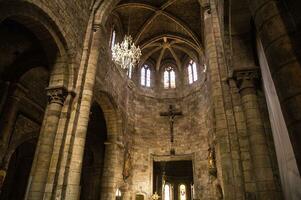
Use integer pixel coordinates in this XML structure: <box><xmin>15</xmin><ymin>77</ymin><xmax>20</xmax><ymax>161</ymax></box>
<box><xmin>234</xmin><ymin>69</ymin><xmax>260</xmax><ymax>91</ymax></box>
<box><xmin>46</xmin><ymin>86</ymin><xmax>68</xmax><ymax>105</ymax></box>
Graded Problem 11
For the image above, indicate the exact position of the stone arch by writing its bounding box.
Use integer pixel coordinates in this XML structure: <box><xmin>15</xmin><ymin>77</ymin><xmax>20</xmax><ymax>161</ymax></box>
<box><xmin>93</xmin><ymin>90</ymin><xmax>123</xmax><ymax>142</ymax></box>
<box><xmin>3</xmin><ymin>132</ymin><xmax>39</xmax><ymax>171</ymax></box>
<box><xmin>91</xmin><ymin>90</ymin><xmax>125</xmax><ymax>199</ymax></box>
<box><xmin>80</xmin><ymin>102</ymin><xmax>108</xmax><ymax>200</ymax></box>
<box><xmin>94</xmin><ymin>0</ymin><xmax>121</xmax><ymax>25</ymax></box>
<box><xmin>0</xmin><ymin>1</ymin><xmax>73</xmax><ymax>89</ymax></box>
<box><xmin>0</xmin><ymin>138</ymin><xmax>37</xmax><ymax>200</ymax></box>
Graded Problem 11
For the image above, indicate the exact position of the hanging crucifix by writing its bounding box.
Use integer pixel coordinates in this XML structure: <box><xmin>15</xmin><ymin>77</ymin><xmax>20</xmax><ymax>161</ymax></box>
<box><xmin>160</xmin><ymin>105</ymin><xmax>183</xmax><ymax>155</ymax></box>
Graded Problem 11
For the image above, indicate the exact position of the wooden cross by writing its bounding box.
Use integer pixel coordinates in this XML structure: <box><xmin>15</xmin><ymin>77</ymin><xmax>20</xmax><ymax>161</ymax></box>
<box><xmin>160</xmin><ymin>105</ymin><xmax>183</xmax><ymax>153</ymax></box>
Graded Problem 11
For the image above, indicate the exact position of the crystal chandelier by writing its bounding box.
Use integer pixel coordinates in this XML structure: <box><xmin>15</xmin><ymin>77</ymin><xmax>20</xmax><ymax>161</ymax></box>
<box><xmin>112</xmin><ymin>35</ymin><xmax>142</xmax><ymax>70</ymax></box>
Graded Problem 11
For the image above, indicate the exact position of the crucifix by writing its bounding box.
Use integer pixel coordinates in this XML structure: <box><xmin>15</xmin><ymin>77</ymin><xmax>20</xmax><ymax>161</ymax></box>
<box><xmin>160</xmin><ymin>105</ymin><xmax>183</xmax><ymax>155</ymax></box>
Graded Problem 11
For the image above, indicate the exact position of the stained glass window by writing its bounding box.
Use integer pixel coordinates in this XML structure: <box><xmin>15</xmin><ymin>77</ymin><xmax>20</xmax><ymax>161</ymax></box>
<box><xmin>111</xmin><ymin>29</ymin><xmax>116</xmax><ymax>50</ymax></box>
<box><xmin>179</xmin><ymin>184</ymin><xmax>186</xmax><ymax>200</ymax></box>
<box><xmin>164</xmin><ymin>183</ymin><xmax>172</xmax><ymax>200</ymax></box>
<box><xmin>188</xmin><ymin>60</ymin><xmax>198</xmax><ymax>84</ymax></box>
<box><xmin>141</xmin><ymin>64</ymin><xmax>151</xmax><ymax>87</ymax></box>
<box><xmin>164</xmin><ymin>66</ymin><xmax>176</xmax><ymax>89</ymax></box>
<box><xmin>115</xmin><ymin>188</ymin><xmax>122</xmax><ymax>197</ymax></box>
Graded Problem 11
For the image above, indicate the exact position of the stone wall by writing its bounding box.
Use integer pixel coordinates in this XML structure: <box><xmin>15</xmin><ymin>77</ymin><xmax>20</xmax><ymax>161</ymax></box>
<box><xmin>127</xmin><ymin>82</ymin><xmax>212</xmax><ymax>199</ymax></box>
<box><xmin>23</xmin><ymin>0</ymin><xmax>93</xmax><ymax>50</ymax></box>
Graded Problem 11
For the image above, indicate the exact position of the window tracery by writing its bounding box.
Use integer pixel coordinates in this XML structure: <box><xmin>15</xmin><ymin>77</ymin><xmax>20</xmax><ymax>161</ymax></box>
<box><xmin>164</xmin><ymin>66</ymin><xmax>176</xmax><ymax>89</ymax></box>
<box><xmin>141</xmin><ymin>64</ymin><xmax>151</xmax><ymax>87</ymax></box>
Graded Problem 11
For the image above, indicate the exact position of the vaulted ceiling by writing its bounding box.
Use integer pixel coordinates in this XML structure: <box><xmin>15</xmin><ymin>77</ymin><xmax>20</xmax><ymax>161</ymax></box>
<box><xmin>112</xmin><ymin>0</ymin><xmax>203</xmax><ymax>71</ymax></box>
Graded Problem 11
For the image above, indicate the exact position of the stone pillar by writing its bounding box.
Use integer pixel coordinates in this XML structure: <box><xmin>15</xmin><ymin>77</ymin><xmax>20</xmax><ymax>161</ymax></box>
<box><xmin>58</xmin><ymin>25</ymin><xmax>106</xmax><ymax>199</ymax></box>
<box><xmin>202</xmin><ymin>3</ymin><xmax>240</xmax><ymax>199</ymax></box>
<box><xmin>228</xmin><ymin>78</ymin><xmax>258</xmax><ymax>197</ymax></box>
<box><xmin>247</xmin><ymin>0</ymin><xmax>301</xmax><ymax>172</ymax></box>
<box><xmin>101</xmin><ymin>141</ymin><xmax>120</xmax><ymax>200</ymax></box>
<box><xmin>0</xmin><ymin>83</ymin><xmax>28</xmax><ymax>161</ymax></box>
<box><xmin>27</xmin><ymin>86</ymin><xmax>67</xmax><ymax>200</ymax></box>
<box><xmin>236</xmin><ymin>70</ymin><xmax>280</xmax><ymax>199</ymax></box>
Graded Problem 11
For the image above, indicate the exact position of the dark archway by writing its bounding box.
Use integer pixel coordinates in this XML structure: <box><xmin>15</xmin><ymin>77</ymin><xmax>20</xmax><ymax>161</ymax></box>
<box><xmin>80</xmin><ymin>103</ymin><xmax>108</xmax><ymax>200</ymax></box>
<box><xmin>0</xmin><ymin>139</ymin><xmax>37</xmax><ymax>200</ymax></box>
<box><xmin>0</xmin><ymin>18</ymin><xmax>50</xmax><ymax>199</ymax></box>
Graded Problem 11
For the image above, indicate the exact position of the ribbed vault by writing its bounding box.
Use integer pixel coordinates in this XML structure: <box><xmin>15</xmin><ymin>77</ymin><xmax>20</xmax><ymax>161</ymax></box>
<box><xmin>112</xmin><ymin>0</ymin><xmax>203</xmax><ymax>71</ymax></box>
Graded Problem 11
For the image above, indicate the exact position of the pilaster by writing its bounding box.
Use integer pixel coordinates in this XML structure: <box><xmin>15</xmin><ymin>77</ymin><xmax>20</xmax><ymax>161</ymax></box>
<box><xmin>235</xmin><ymin>69</ymin><xmax>280</xmax><ymax>199</ymax></box>
<box><xmin>27</xmin><ymin>86</ymin><xmax>67</xmax><ymax>200</ymax></box>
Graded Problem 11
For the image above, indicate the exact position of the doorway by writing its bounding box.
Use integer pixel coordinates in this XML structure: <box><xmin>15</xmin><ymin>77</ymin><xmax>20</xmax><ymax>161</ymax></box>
<box><xmin>153</xmin><ymin>160</ymin><xmax>193</xmax><ymax>200</ymax></box>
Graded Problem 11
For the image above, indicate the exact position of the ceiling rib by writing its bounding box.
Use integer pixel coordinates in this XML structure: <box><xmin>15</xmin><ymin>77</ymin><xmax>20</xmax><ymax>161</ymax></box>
<box><xmin>156</xmin><ymin>48</ymin><xmax>166</xmax><ymax>71</ymax></box>
<box><xmin>168</xmin><ymin>47</ymin><xmax>182</xmax><ymax>71</ymax></box>
<box><xmin>172</xmin><ymin>44</ymin><xmax>198</xmax><ymax>61</ymax></box>
<box><xmin>134</xmin><ymin>12</ymin><xmax>160</xmax><ymax>44</ymax></box>
<box><xmin>115</xmin><ymin>3</ymin><xmax>156</xmax><ymax>11</ymax></box>
<box><xmin>135</xmin><ymin>0</ymin><xmax>177</xmax><ymax>43</ymax></box>
<box><xmin>138</xmin><ymin>46</ymin><xmax>162</xmax><ymax>68</ymax></box>
<box><xmin>115</xmin><ymin>2</ymin><xmax>200</xmax><ymax>47</ymax></box>
<box><xmin>161</xmin><ymin>0</ymin><xmax>178</xmax><ymax>10</ymax></box>
<box><xmin>140</xmin><ymin>34</ymin><xmax>202</xmax><ymax>53</ymax></box>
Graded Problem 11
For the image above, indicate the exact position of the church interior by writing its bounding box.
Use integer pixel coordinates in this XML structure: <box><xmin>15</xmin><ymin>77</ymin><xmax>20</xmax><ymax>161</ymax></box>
<box><xmin>0</xmin><ymin>0</ymin><xmax>301</xmax><ymax>199</ymax></box>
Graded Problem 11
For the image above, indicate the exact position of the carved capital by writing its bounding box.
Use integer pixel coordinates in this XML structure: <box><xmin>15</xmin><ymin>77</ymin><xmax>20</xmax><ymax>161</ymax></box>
<box><xmin>46</xmin><ymin>86</ymin><xmax>68</xmax><ymax>105</ymax></box>
<box><xmin>234</xmin><ymin>69</ymin><xmax>260</xmax><ymax>91</ymax></box>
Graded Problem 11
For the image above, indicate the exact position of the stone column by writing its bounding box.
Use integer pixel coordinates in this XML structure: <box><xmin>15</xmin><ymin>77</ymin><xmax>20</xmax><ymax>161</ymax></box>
<box><xmin>27</xmin><ymin>86</ymin><xmax>67</xmax><ymax>200</ymax></box>
<box><xmin>236</xmin><ymin>70</ymin><xmax>280</xmax><ymax>199</ymax></box>
<box><xmin>0</xmin><ymin>83</ymin><xmax>28</xmax><ymax>160</ymax></box>
<box><xmin>101</xmin><ymin>141</ymin><xmax>120</xmax><ymax>200</ymax></box>
<box><xmin>247</xmin><ymin>0</ymin><xmax>301</xmax><ymax>172</ymax></box>
<box><xmin>202</xmin><ymin>2</ymin><xmax>242</xmax><ymax>199</ymax></box>
<box><xmin>58</xmin><ymin>25</ymin><xmax>106</xmax><ymax>199</ymax></box>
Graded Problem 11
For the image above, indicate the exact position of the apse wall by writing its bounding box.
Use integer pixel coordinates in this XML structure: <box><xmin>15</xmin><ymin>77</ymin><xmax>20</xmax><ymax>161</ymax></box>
<box><xmin>127</xmin><ymin>77</ymin><xmax>213</xmax><ymax>199</ymax></box>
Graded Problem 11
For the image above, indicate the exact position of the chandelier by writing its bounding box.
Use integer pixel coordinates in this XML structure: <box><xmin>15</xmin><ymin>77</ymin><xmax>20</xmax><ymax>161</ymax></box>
<box><xmin>112</xmin><ymin>35</ymin><xmax>142</xmax><ymax>70</ymax></box>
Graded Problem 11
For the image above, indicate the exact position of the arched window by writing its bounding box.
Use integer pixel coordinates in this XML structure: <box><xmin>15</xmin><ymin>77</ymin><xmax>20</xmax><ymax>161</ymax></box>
<box><xmin>111</xmin><ymin>29</ymin><xmax>116</xmax><ymax>50</ymax></box>
<box><xmin>127</xmin><ymin>65</ymin><xmax>133</xmax><ymax>79</ymax></box>
<box><xmin>164</xmin><ymin>66</ymin><xmax>176</xmax><ymax>89</ymax></box>
<box><xmin>115</xmin><ymin>188</ymin><xmax>122</xmax><ymax>200</ymax></box>
<box><xmin>164</xmin><ymin>183</ymin><xmax>172</xmax><ymax>200</ymax></box>
<box><xmin>141</xmin><ymin>64</ymin><xmax>151</xmax><ymax>87</ymax></box>
<box><xmin>179</xmin><ymin>184</ymin><xmax>186</xmax><ymax>200</ymax></box>
<box><xmin>188</xmin><ymin>60</ymin><xmax>198</xmax><ymax>84</ymax></box>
